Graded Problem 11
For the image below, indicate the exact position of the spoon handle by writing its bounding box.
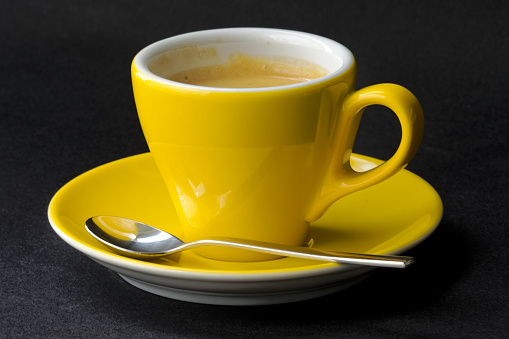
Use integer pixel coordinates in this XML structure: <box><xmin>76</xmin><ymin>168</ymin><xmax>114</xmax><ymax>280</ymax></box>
<box><xmin>188</xmin><ymin>237</ymin><xmax>414</xmax><ymax>268</ymax></box>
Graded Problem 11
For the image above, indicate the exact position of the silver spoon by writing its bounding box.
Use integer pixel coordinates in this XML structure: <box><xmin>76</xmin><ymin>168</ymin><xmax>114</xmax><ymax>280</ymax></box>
<box><xmin>85</xmin><ymin>216</ymin><xmax>414</xmax><ymax>268</ymax></box>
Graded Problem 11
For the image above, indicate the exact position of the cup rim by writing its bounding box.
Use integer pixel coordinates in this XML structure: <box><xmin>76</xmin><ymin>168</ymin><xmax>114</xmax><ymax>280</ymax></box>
<box><xmin>132</xmin><ymin>27</ymin><xmax>354</xmax><ymax>93</ymax></box>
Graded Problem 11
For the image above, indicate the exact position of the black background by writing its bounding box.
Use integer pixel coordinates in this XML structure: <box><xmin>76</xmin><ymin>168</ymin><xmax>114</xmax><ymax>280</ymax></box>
<box><xmin>1</xmin><ymin>1</ymin><xmax>508</xmax><ymax>337</ymax></box>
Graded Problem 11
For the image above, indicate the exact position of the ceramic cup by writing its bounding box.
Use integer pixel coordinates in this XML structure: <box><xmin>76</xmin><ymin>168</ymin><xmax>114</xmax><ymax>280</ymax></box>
<box><xmin>131</xmin><ymin>28</ymin><xmax>424</xmax><ymax>261</ymax></box>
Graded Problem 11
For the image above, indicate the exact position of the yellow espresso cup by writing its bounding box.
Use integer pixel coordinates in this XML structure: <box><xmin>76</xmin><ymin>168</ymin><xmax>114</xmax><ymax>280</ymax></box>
<box><xmin>132</xmin><ymin>28</ymin><xmax>424</xmax><ymax>261</ymax></box>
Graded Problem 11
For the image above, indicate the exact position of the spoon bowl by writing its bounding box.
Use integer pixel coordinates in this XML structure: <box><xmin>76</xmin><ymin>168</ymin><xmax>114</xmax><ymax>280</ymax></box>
<box><xmin>85</xmin><ymin>216</ymin><xmax>414</xmax><ymax>268</ymax></box>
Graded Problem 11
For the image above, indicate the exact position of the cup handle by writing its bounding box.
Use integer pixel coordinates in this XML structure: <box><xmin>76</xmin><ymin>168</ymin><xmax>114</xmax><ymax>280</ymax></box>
<box><xmin>306</xmin><ymin>83</ymin><xmax>425</xmax><ymax>222</ymax></box>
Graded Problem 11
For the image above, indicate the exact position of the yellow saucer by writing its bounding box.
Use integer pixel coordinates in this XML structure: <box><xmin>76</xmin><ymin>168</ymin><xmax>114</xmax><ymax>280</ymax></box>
<box><xmin>48</xmin><ymin>153</ymin><xmax>442</xmax><ymax>305</ymax></box>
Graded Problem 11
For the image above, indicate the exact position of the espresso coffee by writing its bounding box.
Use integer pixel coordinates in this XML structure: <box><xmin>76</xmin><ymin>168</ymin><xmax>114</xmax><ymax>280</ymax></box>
<box><xmin>167</xmin><ymin>53</ymin><xmax>328</xmax><ymax>88</ymax></box>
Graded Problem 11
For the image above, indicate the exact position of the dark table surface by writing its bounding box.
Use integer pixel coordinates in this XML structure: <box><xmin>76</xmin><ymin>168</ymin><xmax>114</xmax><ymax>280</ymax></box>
<box><xmin>2</xmin><ymin>1</ymin><xmax>508</xmax><ymax>338</ymax></box>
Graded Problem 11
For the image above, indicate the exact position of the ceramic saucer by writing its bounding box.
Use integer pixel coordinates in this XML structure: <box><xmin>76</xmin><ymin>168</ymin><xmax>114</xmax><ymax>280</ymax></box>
<box><xmin>48</xmin><ymin>153</ymin><xmax>442</xmax><ymax>305</ymax></box>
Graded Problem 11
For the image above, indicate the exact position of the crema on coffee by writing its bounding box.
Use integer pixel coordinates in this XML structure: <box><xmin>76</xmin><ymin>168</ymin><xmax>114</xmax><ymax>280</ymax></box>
<box><xmin>166</xmin><ymin>53</ymin><xmax>328</xmax><ymax>88</ymax></box>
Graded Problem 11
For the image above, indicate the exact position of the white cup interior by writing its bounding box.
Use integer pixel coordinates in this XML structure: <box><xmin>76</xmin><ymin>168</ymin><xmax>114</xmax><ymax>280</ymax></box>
<box><xmin>134</xmin><ymin>28</ymin><xmax>354</xmax><ymax>92</ymax></box>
